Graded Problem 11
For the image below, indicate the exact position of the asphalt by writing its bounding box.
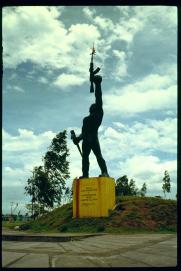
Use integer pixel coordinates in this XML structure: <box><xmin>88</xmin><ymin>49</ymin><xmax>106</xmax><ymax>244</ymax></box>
<box><xmin>2</xmin><ymin>228</ymin><xmax>177</xmax><ymax>268</ymax></box>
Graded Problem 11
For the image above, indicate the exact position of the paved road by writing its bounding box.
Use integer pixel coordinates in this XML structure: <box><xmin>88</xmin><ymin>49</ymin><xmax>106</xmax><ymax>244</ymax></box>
<box><xmin>2</xmin><ymin>233</ymin><xmax>177</xmax><ymax>267</ymax></box>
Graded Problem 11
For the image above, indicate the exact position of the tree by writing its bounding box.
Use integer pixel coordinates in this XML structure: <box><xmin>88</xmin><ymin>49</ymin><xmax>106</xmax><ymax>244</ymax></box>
<box><xmin>25</xmin><ymin>166</ymin><xmax>54</xmax><ymax>217</ymax></box>
<box><xmin>162</xmin><ymin>170</ymin><xmax>171</xmax><ymax>198</ymax></box>
<box><xmin>25</xmin><ymin>175</ymin><xmax>37</xmax><ymax>219</ymax></box>
<box><xmin>43</xmin><ymin>130</ymin><xmax>70</xmax><ymax>204</ymax></box>
<box><xmin>65</xmin><ymin>187</ymin><xmax>73</xmax><ymax>203</ymax></box>
<box><xmin>25</xmin><ymin>130</ymin><xmax>70</xmax><ymax>215</ymax></box>
<box><xmin>140</xmin><ymin>182</ymin><xmax>147</xmax><ymax>197</ymax></box>
<box><xmin>128</xmin><ymin>179</ymin><xmax>139</xmax><ymax>196</ymax></box>
<box><xmin>116</xmin><ymin>175</ymin><xmax>129</xmax><ymax>196</ymax></box>
<box><xmin>33</xmin><ymin>166</ymin><xmax>55</xmax><ymax>208</ymax></box>
<box><xmin>116</xmin><ymin>175</ymin><xmax>139</xmax><ymax>196</ymax></box>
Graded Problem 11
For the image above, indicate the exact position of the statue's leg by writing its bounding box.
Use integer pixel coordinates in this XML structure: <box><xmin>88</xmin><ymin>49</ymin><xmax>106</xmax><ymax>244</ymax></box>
<box><xmin>82</xmin><ymin>140</ymin><xmax>91</xmax><ymax>178</ymax></box>
<box><xmin>92</xmin><ymin>139</ymin><xmax>108</xmax><ymax>175</ymax></box>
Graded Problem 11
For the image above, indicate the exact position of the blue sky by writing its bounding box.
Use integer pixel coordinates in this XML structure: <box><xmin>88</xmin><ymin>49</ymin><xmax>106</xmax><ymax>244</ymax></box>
<box><xmin>2</xmin><ymin>6</ymin><xmax>177</xmax><ymax>214</ymax></box>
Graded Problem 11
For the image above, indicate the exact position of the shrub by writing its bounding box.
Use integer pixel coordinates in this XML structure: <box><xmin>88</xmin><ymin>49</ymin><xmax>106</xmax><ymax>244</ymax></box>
<box><xmin>19</xmin><ymin>224</ymin><xmax>30</xmax><ymax>230</ymax></box>
<box><xmin>97</xmin><ymin>225</ymin><xmax>105</xmax><ymax>232</ymax></box>
<box><xmin>59</xmin><ymin>224</ymin><xmax>68</xmax><ymax>232</ymax></box>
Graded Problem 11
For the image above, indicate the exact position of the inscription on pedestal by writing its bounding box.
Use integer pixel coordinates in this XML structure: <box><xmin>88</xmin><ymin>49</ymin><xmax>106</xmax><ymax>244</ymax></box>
<box><xmin>80</xmin><ymin>184</ymin><xmax>98</xmax><ymax>207</ymax></box>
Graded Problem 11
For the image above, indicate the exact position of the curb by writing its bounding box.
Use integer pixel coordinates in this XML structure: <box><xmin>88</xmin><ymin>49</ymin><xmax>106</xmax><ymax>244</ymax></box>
<box><xmin>2</xmin><ymin>233</ymin><xmax>106</xmax><ymax>242</ymax></box>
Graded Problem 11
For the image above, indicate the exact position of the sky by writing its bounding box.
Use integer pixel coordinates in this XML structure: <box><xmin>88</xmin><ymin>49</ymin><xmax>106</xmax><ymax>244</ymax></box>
<box><xmin>2</xmin><ymin>6</ymin><xmax>177</xmax><ymax>214</ymax></box>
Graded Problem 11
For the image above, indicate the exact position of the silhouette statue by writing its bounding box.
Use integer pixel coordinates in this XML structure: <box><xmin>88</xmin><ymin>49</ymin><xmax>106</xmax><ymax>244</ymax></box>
<box><xmin>73</xmin><ymin>75</ymin><xmax>109</xmax><ymax>179</ymax></box>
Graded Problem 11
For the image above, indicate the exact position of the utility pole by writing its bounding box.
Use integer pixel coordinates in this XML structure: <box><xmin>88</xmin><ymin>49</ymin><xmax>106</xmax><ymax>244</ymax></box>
<box><xmin>10</xmin><ymin>202</ymin><xmax>14</xmax><ymax>216</ymax></box>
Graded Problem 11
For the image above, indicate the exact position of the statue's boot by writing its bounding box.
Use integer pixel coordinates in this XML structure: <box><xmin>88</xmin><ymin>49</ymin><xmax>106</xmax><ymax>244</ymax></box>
<box><xmin>99</xmin><ymin>172</ymin><xmax>109</xmax><ymax>177</ymax></box>
<box><xmin>79</xmin><ymin>175</ymin><xmax>89</xmax><ymax>179</ymax></box>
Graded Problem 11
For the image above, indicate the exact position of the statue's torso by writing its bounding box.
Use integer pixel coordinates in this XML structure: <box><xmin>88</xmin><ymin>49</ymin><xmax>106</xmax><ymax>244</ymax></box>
<box><xmin>82</xmin><ymin>110</ymin><xmax>103</xmax><ymax>141</ymax></box>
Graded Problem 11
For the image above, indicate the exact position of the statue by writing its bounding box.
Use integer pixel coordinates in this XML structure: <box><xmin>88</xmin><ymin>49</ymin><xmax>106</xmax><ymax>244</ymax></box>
<box><xmin>71</xmin><ymin>45</ymin><xmax>109</xmax><ymax>179</ymax></box>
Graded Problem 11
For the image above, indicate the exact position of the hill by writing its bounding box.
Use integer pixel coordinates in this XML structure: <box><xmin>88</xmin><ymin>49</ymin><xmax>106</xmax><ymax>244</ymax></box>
<box><xmin>20</xmin><ymin>196</ymin><xmax>177</xmax><ymax>233</ymax></box>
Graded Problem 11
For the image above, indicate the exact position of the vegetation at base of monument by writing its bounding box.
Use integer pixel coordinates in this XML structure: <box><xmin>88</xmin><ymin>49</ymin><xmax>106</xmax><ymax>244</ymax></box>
<box><xmin>18</xmin><ymin>196</ymin><xmax>177</xmax><ymax>234</ymax></box>
<box><xmin>2</xmin><ymin>220</ymin><xmax>26</xmax><ymax>229</ymax></box>
<box><xmin>24</xmin><ymin>130</ymin><xmax>70</xmax><ymax>218</ymax></box>
<box><xmin>115</xmin><ymin>175</ymin><xmax>147</xmax><ymax>197</ymax></box>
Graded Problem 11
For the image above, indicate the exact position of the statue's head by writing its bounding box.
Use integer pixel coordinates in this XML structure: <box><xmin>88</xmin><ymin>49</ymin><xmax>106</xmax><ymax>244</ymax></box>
<box><xmin>89</xmin><ymin>103</ymin><xmax>97</xmax><ymax>115</ymax></box>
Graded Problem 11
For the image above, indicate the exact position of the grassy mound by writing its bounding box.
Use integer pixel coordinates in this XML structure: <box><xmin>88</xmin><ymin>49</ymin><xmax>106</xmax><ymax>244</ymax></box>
<box><xmin>19</xmin><ymin>196</ymin><xmax>177</xmax><ymax>233</ymax></box>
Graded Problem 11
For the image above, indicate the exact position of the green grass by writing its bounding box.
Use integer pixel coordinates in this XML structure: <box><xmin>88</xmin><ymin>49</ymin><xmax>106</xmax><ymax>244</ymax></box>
<box><xmin>8</xmin><ymin>196</ymin><xmax>177</xmax><ymax>234</ymax></box>
<box><xmin>2</xmin><ymin>220</ymin><xmax>26</xmax><ymax>229</ymax></box>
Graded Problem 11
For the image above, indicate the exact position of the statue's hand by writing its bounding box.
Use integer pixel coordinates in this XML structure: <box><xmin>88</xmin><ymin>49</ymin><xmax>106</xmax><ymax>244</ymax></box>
<box><xmin>93</xmin><ymin>75</ymin><xmax>102</xmax><ymax>84</ymax></box>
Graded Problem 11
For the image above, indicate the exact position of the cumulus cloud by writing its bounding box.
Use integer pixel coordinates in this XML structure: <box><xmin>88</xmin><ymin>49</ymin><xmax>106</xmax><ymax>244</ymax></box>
<box><xmin>3</xmin><ymin>6</ymin><xmax>66</xmax><ymax>68</ymax></box>
<box><xmin>3</xmin><ymin>7</ymin><xmax>100</xmax><ymax>79</ymax></box>
<box><xmin>3</xmin><ymin>129</ymin><xmax>56</xmax><ymax>152</ymax></box>
<box><xmin>104</xmin><ymin>86</ymin><xmax>176</xmax><ymax>115</ymax></box>
<box><xmin>113</xmin><ymin>50</ymin><xmax>128</xmax><ymax>79</ymax></box>
<box><xmin>38</xmin><ymin>76</ymin><xmax>49</xmax><ymax>84</ymax></box>
<box><xmin>104</xmin><ymin>69</ymin><xmax>177</xmax><ymax>115</ymax></box>
<box><xmin>5</xmin><ymin>84</ymin><xmax>24</xmax><ymax>93</ymax></box>
<box><xmin>102</xmin><ymin>118</ymin><xmax>177</xmax><ymax>160</ymax></box>
<box><xmin>2</xmin><ymin>129</ymin><xmax>57</xmax><ymax>187</ymax></box>
<box><xmin>54</xmin><ymin>73</ymin><xmax>86</xmax><ymax>89</ymax></box>
<box><xmin>116</xmin><ymin>6</ymin><xmax>177</xmax><ymax>31</ymax></box>
<box><xmin>83</xmin><ymin>7</ymin><xmax>114</xmax><ymax>32</ymax></box>
<box><xmin>83</xmin><ymin>7</ymin><xmax>96</xmax><ymax>20</ymax></box>
<box><xmin>3</xmin><ymin>5</ymin><xmax>177</xmax><ymax>90</ymax></box>
<box><xmin>112</xmin><ymin>17</ymin><xmax>143</xmax><ymax>44</ymax></box>
<box><xmin>3</xmin><ymin>166</ymin><xmax>30</xmax><ymax>187</ymax></box>
<box><xmin>134</xmin><ymin>6</ymin><xmax>177</xmax><ymax>27</ymax></box>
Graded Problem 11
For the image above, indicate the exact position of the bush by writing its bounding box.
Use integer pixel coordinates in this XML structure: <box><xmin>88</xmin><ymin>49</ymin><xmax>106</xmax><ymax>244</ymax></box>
<box><xmin>19</xmin><ymin>224</ymin><xmax>30</xmax><ymax>230</ymax></box>
<box><xmin>59</xmin><ymin>224</ymin><xmax>68</xmax><ymax>232</ymax></box>
<box><xmin>97</xmin><ymin>225</ymin><xmax>105</xmax><ymax>232</ymax></box>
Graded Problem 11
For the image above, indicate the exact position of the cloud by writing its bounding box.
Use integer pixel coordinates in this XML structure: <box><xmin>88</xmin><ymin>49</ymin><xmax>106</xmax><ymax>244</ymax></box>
<box><xmin>54</xmin><ymin>73</ymin><xmax>86</xmax><ymax>89</ymax></box>
<box><xmin>83</xmin><ymin>7</ymin><xmax>114</xmax><ymax>32</ymax></box>
<box><xmin>116</xmin><ymin>6</ymin><xmax>177</xmax><ymax>30</ymax></box>
<box><xmin>3</xmin><ymin>5</ymin><xmax>177</xmax><ymax>92</ymax></box>
<box><xmin>3</xmin><ymin>6</ymin><xmax>66</xmax><ymax>69</ymax></box>
<box><xmin>134</xmin><ymin>6</ymin><xmax>177</xmax><ymax>28</ymax></box>
<box><xmin>112</xmin><ymin>17</ymin><xmax>143</xmax><ymax>44</ymax></box>
<box><xmin>3</xmin><ymin>166</ymin><xmax>30</xmax><ymax>187</ymax></box>
<box><xmin>113</xmin><ymin>50</ymin><xmax>128</xmax><ymax>78</ymax></box>
<box><xmin>3</xmin><ymin>129</ymin><xmax>56</xmax><ymax>152</ymax></box>
<box><xmin>102</xmin><ymin>118</ymin><xmax>177</xmax><ymax>160</ymax></box>
<box><xmin>3</xmin><ymin>7</ymin><xmax>100</xmax><ymax>76</ymax></box>
<box><xmin>104</xmin><ymin>86</ymin><xmax>176</xmax><ymax>115</ymax></box>
<box><xmin>14</xmin><ymin>86</ymin><xmax>24</xmax><ymax>92</ymax></box>
<box><xmin>104</xmin><ymin>69</ymin><xmax>177</xmax><ymax>115</ymax></box>
<box><xmin>83</xmin><ymin>7</ymin><xmax>96</xmax><ymax>19</ymax></box>
<box><xmin>120</xmin><ymin>155</ymin><xmax>176</xmax><ymax>178</ymax></box>
<box><xmin>38</xmin><ymin>76</ymin><xmax>49</xmax><ymax>84</ymax></box>
<box><xmin>5</xmin><ymin>84</ymin><xmax>24</xmax><ymax>93</ymax></box>
<box><xmin>2</xmin><ymin>129</ymin><xmax>58</xmax><ymax>187</ymax></box>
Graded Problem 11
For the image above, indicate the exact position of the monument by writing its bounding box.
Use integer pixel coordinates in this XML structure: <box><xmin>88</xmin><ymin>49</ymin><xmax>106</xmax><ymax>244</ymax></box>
<box><xmin>71</xmin><ymin>45</ymin><xmax>115</xmax><ymax>218</ymax></box>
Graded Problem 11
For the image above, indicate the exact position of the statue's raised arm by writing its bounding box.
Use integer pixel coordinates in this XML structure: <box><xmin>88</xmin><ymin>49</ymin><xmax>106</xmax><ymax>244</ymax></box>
<box><xmin>94</xmin><ymin>75</ymin><xmax>103</xmax><ymax>110</ymax></box>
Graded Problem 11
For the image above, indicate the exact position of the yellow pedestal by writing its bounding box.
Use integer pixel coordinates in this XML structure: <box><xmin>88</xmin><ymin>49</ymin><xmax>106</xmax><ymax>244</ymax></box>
<box><xmin>73</xmin><ymin>177</ymin><xmax>115</xmax><ymax>218</ymax></box>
